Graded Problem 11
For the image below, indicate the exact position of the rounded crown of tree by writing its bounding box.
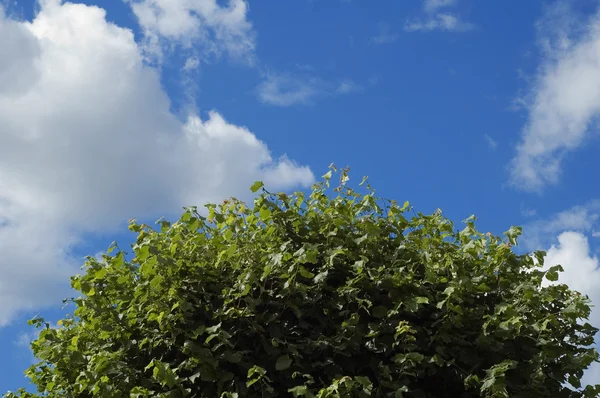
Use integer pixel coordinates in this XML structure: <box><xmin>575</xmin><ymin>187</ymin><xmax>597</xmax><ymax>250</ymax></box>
<box><xmin>5</xmin><ymin>166</ymin><xmax>600</xmax><ymax>398</ymax></box>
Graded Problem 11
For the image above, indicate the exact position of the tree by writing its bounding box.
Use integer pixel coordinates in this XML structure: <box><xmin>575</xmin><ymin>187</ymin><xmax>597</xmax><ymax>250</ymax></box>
<box><xmin>5</xmin><ymin>166</ymin><xmax>600</xmax><ymax>398</ymax></box>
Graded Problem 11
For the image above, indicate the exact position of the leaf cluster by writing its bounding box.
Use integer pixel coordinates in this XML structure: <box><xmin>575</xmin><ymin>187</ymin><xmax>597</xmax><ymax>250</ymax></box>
<box><xmin>5</xmin><ymin>166</ymin><xmax>600</xmax><ymax>397</ymax></box>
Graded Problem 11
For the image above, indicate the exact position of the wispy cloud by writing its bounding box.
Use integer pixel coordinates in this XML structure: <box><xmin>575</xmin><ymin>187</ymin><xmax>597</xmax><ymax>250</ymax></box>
<box><xmin>521</xmin><ymin>200</ymin><xmax>600</xmax><ymax>251</ymax></box>
<box><xmin>405</xmin><ymin>0</ymin><xmax>473</xmax><ymax>33</ymax></box>
<box><xmin>371</xmin><ymin>22</ymin><xmax>399</xmax><ymax>44</ymax></box>
<box><xmin>484</xmin><ymin>134</ymin><xmax>498</xmax><ymax>150</ymax></box>
<box><xmin>257</xmin><ymin>74</ymin><xmax>322</xmax><ymax>107</ymax></box>
<box><xmin>257</xmin><ymin>72</ymin><xmax>361</xmax><ymax>107</ymax></box>
<box><xmin>405</xmin><ymin>12</ymin><xmax>473</xmax><ymax>33</ymax></box>
<box><xmin>182</xmin><ymin>56</ymin><xmax>200</xmax><ymax>71</ymax></box>
<box><xmin>336</xmin><ymin>79</ymin><xmax>363</xmax><ymax>94</ymax></box>
<box><xmin>520</xmin><ymin>205</ymin><xmax>537</xmax><ymax>218</ymax></box>
<box><xmin>510</xmin><ymin>3</ymin><xmax>600</xmax><ymax>191</ymax></box>
<box><xmin>423</xmin><ymin>0</ymin><xmax>457</xmax><ymax>13</ymax></box>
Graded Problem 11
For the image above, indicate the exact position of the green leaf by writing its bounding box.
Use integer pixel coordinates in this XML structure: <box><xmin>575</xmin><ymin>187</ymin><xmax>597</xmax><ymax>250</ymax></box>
<box><xmin>298</xmin><ymin>266</ymin><xmax>315</xmax><ymax>279</ymax></box>
<box><xmin>247</xmin><ymin>365</ymin><xmax>268</xmax><ymax>387</ymax></box>
<box><xmin>545</xmin><ymin>264</ymin><xmax>564</xmax><ymax>282</ymax></box>
<box><xmin>223</xmin><ymin>350</ymin><xmax>242</xmax><ymax>363</ymax></box>
<box><xmin>200</xmin><ymin>365</ymin><xmax>217</xmax><ymax>382</ymax></box>
<box><xmin>259</xmin><ymin>206</ymin><xmax>271</xmax><ymax>221</ymax></box>
<box><xmin>394</xmin><ymin>386</ymin><xmax>409</xmax><ymax>397</ymax></box>
<box><xmin>545</xmin><ymin>270</ymin><xmax>559</xmax><ymax>282</ymax></box>
<box><xmin>400</xmin><ymin>201</ymin><xmax>410</xmax><ymax>211</ymax></box>
<box><xmin>276</xmin><ymin>355</ymin><xmax>292</xmax><ymax>371</ymax></box>
<box><xmin>94</xmin><ymin>268</ymin><xmax>108</xmax><ymax>280</ymax></box>
<box><xmin>314</xmin><ymin>271</ymin><xmax>328</xmax><ymax>284</ymax></box>
<box><xmin>372</xmin><ymin>306</ymin><xmax>388</xmax><ymax>318</ymax></box>
<box><xmin>250</xmin><ymin>181</ymin><xmax>264</xmax><ymax>193</ymax></box>
<box><xmin>355</xmin><ymin>376</ymin><xmax>373</xmax><ymax>394</ymax></box>
<box><xmin>288</xmin><ymin>385</ymin><xmax>310</xmax><ymax>397</ymax></box>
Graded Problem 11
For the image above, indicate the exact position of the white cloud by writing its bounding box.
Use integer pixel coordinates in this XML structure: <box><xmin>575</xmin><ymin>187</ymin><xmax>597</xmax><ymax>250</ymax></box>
<box><xmin>336</xmin><ymin>79</ymin><xmax>362</xmax><ymax>94</ymax></box>
<box><xmin>405</xmin><ymin>0</ymin><xmax>473</xmax><ymax>33</ymax></box>
<box><xmin>257</xmin><ymin>72</ymin><xmax>360</xmax><ymax>107</ymax></box>
<box><xmin>371</xmin><ymin>32</ymin><xmax>399</xmax><ymax>44</ymax></box>
<box><xmin>182</xmin><ymin>56</ymin><xmax>200</xmax><ymax>71</ymax></box>
<box><xmin>526</xmin><ymin>200</ymin><xmax>600</xmax><ymax>385</ymax></box>
<box><xmin>510</xmin><ymin>5</ymin><xmax>600</xmax><ymax>191</ymax></box>
<box><xmin>543</xmin><ymin>232</ymin><xmax>600</xmax><ymax>387</ymax></box>
<box><xmin>0</xmin><ymin>8</ymin><xmax>40</xmax><ymax>95</ymax></box>
<box><xmin>424</xmin><ymin>0</ymin><xmax>456</xmax><ymax>13</ymax></box>
<box><xmin>16</xmin><ymin>329</ymin><xmax>38</xmax><ymax>348</ymax></box>
<box><xmin>371</xmin><ymin>22</ymin><xmax>399</xmax><ymax>44</ymax></box>
<box><xmin>127</xmin><ymin>0</ymin><xmax>256</xmax><ymax>63</ymax></box>
<box><xmin>405</xmin><ymin>12</ymin><xmax>473</xmax><ymax>33</ymax></box>
<box><xmin>257</xmin><ymin>73</ymin><xmax>322</xmax><ymax>107</ymax></box>
<box><xmin>0</xmin><ymin>1</ymin><xmax>313</xmax><ymax>326</ymax></box>
<box><xmin>520</xmin><ymin>205</ymin><xmax>537</xmax><ymax>218</ymax></box>
<box><xmin>545</xmin><ymin>233</ymin><xmax>600</xmax><ymax>314</ymax></box>
<box><xmin>522</xmin><ymin>201</ymin><xmax>600</xmax><ymax>250</ymax></box>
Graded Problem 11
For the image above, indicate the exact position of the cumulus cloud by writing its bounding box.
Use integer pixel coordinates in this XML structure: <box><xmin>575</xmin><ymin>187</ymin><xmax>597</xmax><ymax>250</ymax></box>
<box><xmin>543</xmin><ymin>232</ymin><xmax>600</xmax><ymax>387</ymax></box>
<box><xmin>525</xmin><ymin>201</ymin><xmax>600</xmax><ymax>385</ymax></box>
<box><xmin>510</xmin><ymin>4</ymin><xmax>600</xmax><ymax>191</ymax></box>
<box><xmin>0</xmin><ymin>1</ymin><xmax>313</xmax><ymax>326</ymax></box>
<box><xmin>256</xmin><ymin>72</ymin><xmax>360</xmax><ymax>107</ymax></box>
<box><xmin>405</xmin><ymin>0</ymin><xmax>473</xmax><ymax>33</ymax></box>
<box><xmin>127</xmin><ymin>0</ymin><xmax>256</xmax><ymax>63</ymax></box>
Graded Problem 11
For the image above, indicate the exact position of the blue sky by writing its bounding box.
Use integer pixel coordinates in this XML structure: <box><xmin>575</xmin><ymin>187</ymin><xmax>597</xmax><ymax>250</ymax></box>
<box><xmin>2</xmin><ymin>0</ymin><xmax>600</xmax><ymax>392</ymax></box>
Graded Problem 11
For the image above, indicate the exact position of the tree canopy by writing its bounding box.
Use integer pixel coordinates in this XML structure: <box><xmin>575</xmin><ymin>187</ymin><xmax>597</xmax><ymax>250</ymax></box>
<box><xmin>5</xmin><ymin>167</ymin><xmax>600</xmax><ymax>397</ymax></box>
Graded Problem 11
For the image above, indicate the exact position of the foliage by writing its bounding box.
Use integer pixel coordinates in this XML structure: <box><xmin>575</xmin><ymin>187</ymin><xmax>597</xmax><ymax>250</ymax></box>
<box><xmin>5</xmin><ymin>166</ymin><xmax>600</xmax><ymax>397</ymax></box>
